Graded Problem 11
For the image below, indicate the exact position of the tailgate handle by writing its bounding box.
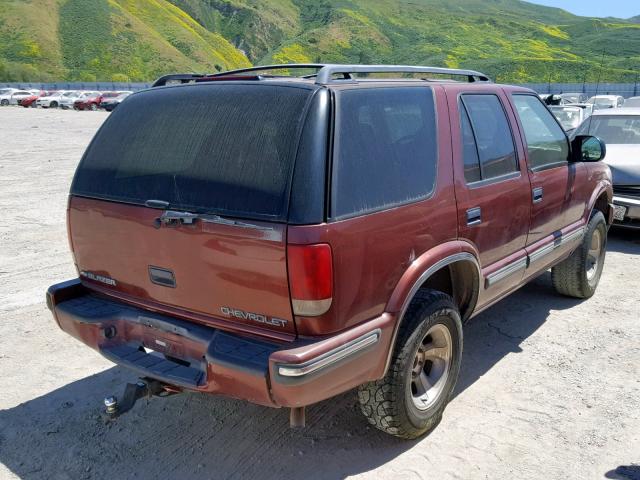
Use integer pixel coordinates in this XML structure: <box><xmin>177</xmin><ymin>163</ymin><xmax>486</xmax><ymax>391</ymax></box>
<box><xmin>148</xmin><ymin>266</ymin><xmax>176</xmax><ymax>288</ymax></box>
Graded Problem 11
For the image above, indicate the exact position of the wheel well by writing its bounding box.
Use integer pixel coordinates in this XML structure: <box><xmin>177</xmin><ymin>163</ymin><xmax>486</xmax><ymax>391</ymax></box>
<box><xmin>416</xmin><ymin>260</ymin><xmax>479</xmax><ymax>321</ymax></box>
<box><xmin>593</xmin><ymin>192</ymin><xmax>609</xmax><ymax>220</ymax></box>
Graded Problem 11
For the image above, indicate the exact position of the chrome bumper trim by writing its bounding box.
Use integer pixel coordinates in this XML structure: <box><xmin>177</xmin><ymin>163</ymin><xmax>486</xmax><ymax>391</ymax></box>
<box><xmin>277</xmin><ymin>329</ymin><xmax>381</xmax><ymax>378</ymax></box>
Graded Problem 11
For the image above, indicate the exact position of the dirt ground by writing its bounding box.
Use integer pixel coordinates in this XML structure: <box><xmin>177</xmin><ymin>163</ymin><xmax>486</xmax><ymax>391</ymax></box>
<box><xmin>0</xmin><ymin>107</ymin><xmax>639</xmax><ymax>480</ymax></box>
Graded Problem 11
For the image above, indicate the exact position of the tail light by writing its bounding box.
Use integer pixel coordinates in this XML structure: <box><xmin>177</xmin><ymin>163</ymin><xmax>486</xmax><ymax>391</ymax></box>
<box><xmin>287</xmin><ymin>243</ymin><xmax>333</xmax><ymax>316</ymax></box>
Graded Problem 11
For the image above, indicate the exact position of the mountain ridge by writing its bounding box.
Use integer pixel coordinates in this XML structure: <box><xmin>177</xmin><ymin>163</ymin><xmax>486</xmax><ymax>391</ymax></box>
<box><xmin>0</xmin><ymin>0</ymin><xmax>638</xmax><ymax>82</ymax></box>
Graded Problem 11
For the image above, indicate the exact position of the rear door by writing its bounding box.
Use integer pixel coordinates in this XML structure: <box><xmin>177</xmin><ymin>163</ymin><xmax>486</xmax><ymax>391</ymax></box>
<box><xmin>448</xmin><ymin>88</ymin><xmax>531</xmax><ymax>306</ymax></box>
<box><xmin>68</xmin><ymin>83</ymin><xmax>319</xmax><ymax>337</ymax></box>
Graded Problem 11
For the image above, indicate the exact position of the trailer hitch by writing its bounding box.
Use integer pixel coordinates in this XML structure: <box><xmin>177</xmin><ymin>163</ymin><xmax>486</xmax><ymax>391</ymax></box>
<box><xmin>103</xmin><ymin>378</ymin><xmax>173</xmax><ymax>419</ymax></box>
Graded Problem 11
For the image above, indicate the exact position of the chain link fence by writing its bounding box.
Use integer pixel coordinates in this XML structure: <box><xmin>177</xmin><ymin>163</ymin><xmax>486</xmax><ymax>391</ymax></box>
<box><xmin>0</xmin><ymin>82</ymin><xmax>151</xmax><ymax>91</ymax></box>
<box><xmin>2</xmin><ymin>81</ymin><xmax>639</xmax><ymax>98</ymax></box>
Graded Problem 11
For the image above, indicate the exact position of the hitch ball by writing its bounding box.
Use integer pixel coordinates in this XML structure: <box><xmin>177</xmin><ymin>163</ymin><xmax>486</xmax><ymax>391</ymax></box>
<box><xmin>104</xmin><ymin>396</ymin><xmax>118</xmax><ymax>416</ymax></box>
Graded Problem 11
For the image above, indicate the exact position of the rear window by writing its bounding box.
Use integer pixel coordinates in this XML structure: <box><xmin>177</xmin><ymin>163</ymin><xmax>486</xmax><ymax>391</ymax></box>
<box><xmin>331</xmin><ymin>87</ymin><xmax>437</xmax><ymax>219</ymax></box>
<box><xmin>71</xmin><ymin>84</ymin><xmax>314</xmax><ymax>220</ymax></box>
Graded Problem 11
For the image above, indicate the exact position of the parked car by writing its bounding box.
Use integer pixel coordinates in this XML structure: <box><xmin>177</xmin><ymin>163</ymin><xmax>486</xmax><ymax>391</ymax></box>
<box><xmin>99</xmin><ymin>91</ymin><xmax>132</xmax><ymax>111</ymax></box>
<box><xmin>20</xmin><ymin>90</ymin><xmax>52</xmax><ymax>108</ymax></box>
<box><xmin>0</xmin><ymin>89</ymin><xmax>33</xmax><ymax>106</ymax></box>
<box><xmin>574</xmin><ymin>108</ymin><xmax>640</xmax><ymax>228</ymax></box>
<box><xmin>0</xmin><ymin>87</ymin><xmax>18</xmax><ymax>97</ymax></box>
<box><xmin>74</xmin><ymin>92</ymin><xmax>105</xmax><ymax>111</ymax></box>
<box><xmin>37</xmin><ymin>91</ymin><xmax>74</xmax><ymax>108</ymax></box>
<box><xmin>587</xmin><ymin>95</ymin><xmax>625</xmax><ymax>110</ymax></box>
<box><xmin>549</xmin><ymin>105</ymin><xmax>590</xmax><ymax>134</ymax></box>
<box><xmin>47</xmin><ymin>64</ymin><xmax>612</xmax><ymax>440</ymax></box>
<box><xmin>558</xmin><ymin>92</ymin><xmax>588</xmax><ymax>104</ymax></box>
<box><xmin>621</xmin><ymin>96</ymin><xmax>640</xmax><ymax>108</ymax></box>
<box><xmin>61</xmin><ymin>91</ymin><xmax>98</xmax><ymax>110</ymax></box>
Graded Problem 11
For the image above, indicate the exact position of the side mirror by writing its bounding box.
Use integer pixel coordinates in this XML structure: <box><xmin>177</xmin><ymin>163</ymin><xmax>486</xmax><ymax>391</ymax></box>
<box><xmin>571</xmin><ymin>135</ymin><xmax>606</xmax><ymax>162</ymax></box>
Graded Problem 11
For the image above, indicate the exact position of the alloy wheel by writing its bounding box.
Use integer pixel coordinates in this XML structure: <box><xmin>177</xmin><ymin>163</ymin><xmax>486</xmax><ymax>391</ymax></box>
<box><xmin>410</xmin><ymin>323</ymin><xmax>453</xmax><ymax>410</ymax></box>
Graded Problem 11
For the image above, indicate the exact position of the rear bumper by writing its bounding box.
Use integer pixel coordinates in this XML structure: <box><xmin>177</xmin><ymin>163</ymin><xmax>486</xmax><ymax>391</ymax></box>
<box><xmin>47</xmin><ymin>279</ymin><xmax>395</xmax><ymax>408</ymax></box>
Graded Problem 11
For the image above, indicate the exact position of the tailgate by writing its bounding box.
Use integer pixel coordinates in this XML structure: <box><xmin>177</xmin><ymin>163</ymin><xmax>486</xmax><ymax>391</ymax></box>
<box><xmin>68</xmin><ymin>196</ymin><xmax>295</xmax><ymax>335</ymax></box>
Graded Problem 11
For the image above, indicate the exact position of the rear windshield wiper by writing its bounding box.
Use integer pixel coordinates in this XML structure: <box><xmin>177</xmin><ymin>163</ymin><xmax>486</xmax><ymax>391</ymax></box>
<box><xmin>157</xmin><ymin>209</ymin><xmax>271</xmax><ymax>230</ymax></box>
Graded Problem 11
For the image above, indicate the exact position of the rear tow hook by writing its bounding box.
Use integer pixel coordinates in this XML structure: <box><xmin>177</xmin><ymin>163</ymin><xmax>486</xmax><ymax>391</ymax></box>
<box><xmin>103</xmin><ymin>378</ymin><xmax>175</xmax><ymax>419</ymax></box>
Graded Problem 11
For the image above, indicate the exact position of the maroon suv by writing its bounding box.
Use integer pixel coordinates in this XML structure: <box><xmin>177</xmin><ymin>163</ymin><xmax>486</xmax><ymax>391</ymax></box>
<box><xmin>47</xmin><ymin>64</ymin><xmax>612</xmax><ymax>439</ymax></box>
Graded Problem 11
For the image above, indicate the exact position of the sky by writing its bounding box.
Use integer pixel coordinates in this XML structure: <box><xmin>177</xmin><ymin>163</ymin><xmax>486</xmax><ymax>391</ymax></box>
<box><xmin>527</xmin><ymin>0</ymin><xmax>638</xmax><ymax>19</ymax></box>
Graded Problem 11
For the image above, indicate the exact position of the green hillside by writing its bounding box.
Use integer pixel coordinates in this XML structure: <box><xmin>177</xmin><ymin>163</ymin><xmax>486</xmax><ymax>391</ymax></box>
<box><xmin>1</xmin><ymin>0</ymin><xmax>638</xmax><ymax>82</ymax></box>
<box><xmin>0</xmin><ymin>0</ymin><xmax>250</xmax><ymax>82</ymax></box>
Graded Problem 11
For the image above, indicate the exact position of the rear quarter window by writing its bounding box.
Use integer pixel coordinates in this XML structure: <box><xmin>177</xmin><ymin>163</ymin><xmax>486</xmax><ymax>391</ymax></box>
<box><xmin>331</xmin><ymin>87</ymin><xmax>438</xmax><ymax>219</ymax></box>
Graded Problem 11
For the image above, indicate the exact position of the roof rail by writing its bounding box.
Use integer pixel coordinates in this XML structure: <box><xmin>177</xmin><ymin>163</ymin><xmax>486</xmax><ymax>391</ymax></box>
<box><xmin>314</xmin><ymin>65</ymin><xmax>491</xmax><ymax>84</ymax></box>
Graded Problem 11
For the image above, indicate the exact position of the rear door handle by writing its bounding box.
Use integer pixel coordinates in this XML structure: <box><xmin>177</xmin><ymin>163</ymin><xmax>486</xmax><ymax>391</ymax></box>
<box><xmin>466</xmin><ymin>207</ymin><xmax>482</xmax><ymax>226</ymax></box>
<box><xmin>532</xmin><ymin>187</ymin><xmax>543</xmax><ymax>203</ymax></box>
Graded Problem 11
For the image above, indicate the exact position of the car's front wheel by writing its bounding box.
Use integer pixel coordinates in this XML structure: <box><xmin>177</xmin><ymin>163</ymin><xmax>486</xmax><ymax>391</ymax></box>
<box><xmin>50</xmin><ymin>101</ymin><xmax>58</xmax><ymax>108</ymax></box>
<box><xmin>90</xmin><ymin>103</ymin><xmax>98</xmax><ymax>111</ymax></box>
<box><xmin>552</xmin><ymin>210</ymin><xmax>607</xmax><ymax>298</ymax></box>
<box><xmin>0</xmin><ymin>99</ymin><xmax>8</xmax><ymax>106</ymax></box>
<box><xmin>358</xmin><ymin>289</ymin><xmax>463</xmax><ymax>439</ymax></box>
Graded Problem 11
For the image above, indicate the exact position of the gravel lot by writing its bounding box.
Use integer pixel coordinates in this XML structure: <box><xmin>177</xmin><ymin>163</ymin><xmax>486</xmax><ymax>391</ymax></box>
<box><xmin>0</xmin><ymin>107</ymin><xmax>639</xmax><ymax>480</ymax></box>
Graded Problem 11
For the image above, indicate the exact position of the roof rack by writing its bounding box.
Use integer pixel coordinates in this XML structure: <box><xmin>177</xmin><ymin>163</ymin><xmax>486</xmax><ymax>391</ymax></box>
<box><xmin>151</xmin><ymin>64</ymin><xmax>491</xmax><ymax>88</ymax></box>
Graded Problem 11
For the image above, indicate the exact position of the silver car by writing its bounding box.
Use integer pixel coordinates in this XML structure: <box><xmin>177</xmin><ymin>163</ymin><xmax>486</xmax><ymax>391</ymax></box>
<box><xmin>574</xmin><ymin>108</ymin><xmax>640</xmax><ymax>228</ymax></box>
<box><xmin>0</xmin><ymin>89</ymin><xmax>32</xmax><ymax>106</ymax></box>
<box><xmin>622</xmin><ymin>97</ymin><xmax>640</xmax><ymax>108</ymax></box>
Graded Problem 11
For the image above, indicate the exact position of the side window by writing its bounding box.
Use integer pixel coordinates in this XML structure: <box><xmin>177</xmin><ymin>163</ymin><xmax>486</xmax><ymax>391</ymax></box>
<box><xmin>460</xmin><ymin>94</ymin><xmax>518</xmax><ymax>182</ymax></box>
<box><xmin>331</xmin><ymin>87</ymin><xmax>438</xmax><ymax>219</ymax></box>
<box><xmin>512</xmin><ymin>94</ymin><xmax>569</xmax><ymax>170</ymax></box>
<box><xmin>460</xmin><ymin>105</ymin><xmax>481</xmax><ymax>183</ymax></box>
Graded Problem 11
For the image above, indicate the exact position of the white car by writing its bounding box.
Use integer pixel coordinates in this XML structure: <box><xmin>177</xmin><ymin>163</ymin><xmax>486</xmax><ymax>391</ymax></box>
<box><xmin>586</xmin><ymin>95</ymin><xmax>625</xmax><ymax>111</ymax></box>
<box><xmin>549</xmin><ymin>105</ymin><xmax>589</xmax><ymax>133</ymax></box>
<box><xmin>0</xmin><ymin>88</ymin><xmax>18</xmax><ymax>97</ymax></box>
<box><xmin>36</xmin><ymin>91</ymin><xmax>72</xmax><ymax>108</ymax></box>
<box><xmin>0</xmin><ymin>89</ymin><xmax>33</xmax><ymax>106</ymax></box>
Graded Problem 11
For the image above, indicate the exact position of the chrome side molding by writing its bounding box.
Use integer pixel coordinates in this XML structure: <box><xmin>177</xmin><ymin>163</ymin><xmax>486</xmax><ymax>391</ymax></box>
<box><xmin>529</xmin><ymin>227</ymin><xmax>585</xmax><ymax>265</ymax></box>
<box><xmin>484</xmin><ymin>227</ymin><xmax>586</xmax><ymax>287</ymax></box>
<box><xmin>485</xmin><ymin>257</ymin><xmax>528</xmax><ymax>288</ymax></box>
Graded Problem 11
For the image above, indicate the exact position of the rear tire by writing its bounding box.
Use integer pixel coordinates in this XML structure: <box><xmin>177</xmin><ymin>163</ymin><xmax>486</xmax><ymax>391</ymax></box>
<box><xmin>552</xmin><ymin>211</ymin><xmax>607</xmax><ymax>299</ymax></box>
<box><xmin>358</xmin><ymin>289</ymin><xmax>463</xmax><ymax>439</ymax></box>
<box><xmin>0</xmin><ymin>99</ymin><xmax>8</xmax><ymax>106</ymax></box>
<box><xmin>90</xmin><ymin>103</ymin><xmax>97</xmax><ymax>111</ymax></box>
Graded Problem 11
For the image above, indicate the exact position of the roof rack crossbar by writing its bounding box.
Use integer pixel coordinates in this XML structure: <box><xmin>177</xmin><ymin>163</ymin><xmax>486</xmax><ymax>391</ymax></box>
<box><xmin>151</xmin><ymin>73</ymin><xmax>208</xmax><ymax>87</ymax></box>
<box><xmin>208</xmin><ymin>64</ymin><xmax>331</xmax><ymax>78</ymax></box>
<box><xmin>314</xmin><ymin>65</ymin><xmax>491</xmax><ymax>84</ymax></box>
